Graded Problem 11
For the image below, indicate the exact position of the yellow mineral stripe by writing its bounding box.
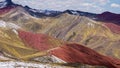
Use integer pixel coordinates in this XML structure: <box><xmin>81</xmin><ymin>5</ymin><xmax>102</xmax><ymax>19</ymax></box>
<box><xmin>19</xmin><ymin>51</ymin><xmax>48</xmax><ymax>60</ymax></box>
<box><xmin>0</xmin><ymin>40</ymin><xmax>33</xmax><ymax>50</ymax></box>
<box><xmin>3</xmin><ymin>44</ymin><xmax>20</xmax><ymax>58</ymax></box>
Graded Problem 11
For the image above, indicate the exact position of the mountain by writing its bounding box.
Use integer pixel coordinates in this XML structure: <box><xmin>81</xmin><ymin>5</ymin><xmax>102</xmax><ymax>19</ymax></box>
<box><xmin>104</xmin><ymin>23</ymin><xmax>120</xmax><ymax>34</ymax></box>
<box><xmin>24</xmin><ymin>6</ymin><xmax>62</xmax><ymax>18</ymax></box>
<box><xmin>24</xmin><ymin>6</ymin><xmax>97</xmax><ymax>19</ymax></box>
<box><xmin>0</xmin><ymin>0</ymin><xmax>13</xmax><ymax>8</ymax></box>
<box><xmin>96</xmin><ymin>11</ymin><xmax>120</xmax><ymax>34</ymax></box>
<box><xmin>63</xmin><ymin>10</ymin><xmax>97</xmax><ymax>19</ymax></box>
<box><xmin>96</xmin><ymin>11</ymin><xmax>120</xmax><ymax>25</ymax></box>
<box><xmin>0</xmin><ymin>0</ymin><xmax>120</xmax><ymax>68</ymax></box>
<box><xmin>0</xmin><ymin>0</ymin><xmax>97</xmax><ymax>18</ymax></box>
<box><xmin>0</xmin><ymin>26</ymin><xmax>120</xmax><ymax>68</ymax></box>
<box><xmin>1</xmin><ymin>0</ymin><xmax>120</xmax><ymax>24</ymax></box>
<box><xmin>18</xmin><ymin>30</ymin><xmax>120</xmax><ymax>68</ymax></box>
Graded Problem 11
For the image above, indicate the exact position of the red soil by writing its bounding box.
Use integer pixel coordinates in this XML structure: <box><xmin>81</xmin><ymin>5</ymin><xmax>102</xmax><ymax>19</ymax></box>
<box><xmin>104</xmin><ymin>23</ymin><xmax>120</xmax><ymax>34</ymax></box>
<box><xmin>0</xmin><ymin>6</ymin><xmax>15</xmax><ymax>15</ymax></box>
<box><xmin>18</xmin><ymin>30</ymin><xmax>120</xmax><ymax>68</ymax></box>
<box><xmin>50</xmin><ymin>44</ymin><xmax>120</xmax><ymax>68</ymax></box>
<box><xmin>18</xmin><ymin>30</ymin><xmax>53</xmax><ymax>51</ymax></box>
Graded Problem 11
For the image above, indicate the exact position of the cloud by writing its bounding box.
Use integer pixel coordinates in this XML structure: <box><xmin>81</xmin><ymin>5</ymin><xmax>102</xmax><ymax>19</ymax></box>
<box><xmin>12</xmin><ymin>0</ymin><xmax>105</xmax><ymax>13</ymax></box>
<box><xmin>98</xmin><ymin>0</ymin><xmax>109</xmax><ymax>3</ymax></box>
<box><xmin>81</xmin><ymin>3</ymin><xmax>99</xmax><ymax>8</ymax></box>
<box><xmin>111</xmin><ymin>3</ymin><xmax>120</xmax><ymax>8</ymax></box>
<box><xmin>81</xmin><ymin>3</ymin><xmax>104</xmax><ymax>12</ymax></box>
<box><xmin>0</xmin><ymin>0</ymin><xmax>4</xmax><ymax>2</ymax></box>
<box><xmin>92</xmin><ymin>0</ymin><xmax>110</xmax><ymax>5</ymax></box>
<box><xmin>82</xmin><ymin>3</ymin><xmax>93</xmax><ymax>7</ymax></box>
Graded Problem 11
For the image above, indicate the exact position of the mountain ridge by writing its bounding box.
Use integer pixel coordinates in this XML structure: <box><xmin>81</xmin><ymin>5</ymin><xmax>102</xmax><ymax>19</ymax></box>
<box><xmin>0</xmin><ymin>0</ymin><xmax>120</xmax><ymax>68</ymax></box>
<box><xmin>0</xmin><ymin>0</ymin><xmax>119</xmax><ymax>20</ymax></box>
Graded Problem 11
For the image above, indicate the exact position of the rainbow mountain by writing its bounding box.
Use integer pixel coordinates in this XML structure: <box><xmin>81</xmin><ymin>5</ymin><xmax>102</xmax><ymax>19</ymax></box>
<box><xmin>0</xmin><ymin>0</ymin><xmax>120</xmax><ymax>68</ymax></box>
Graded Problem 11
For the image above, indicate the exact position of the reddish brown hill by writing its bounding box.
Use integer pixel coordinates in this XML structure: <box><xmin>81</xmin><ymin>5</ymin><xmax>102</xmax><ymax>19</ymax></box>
<box><xmin>18</xmin><ymin>30</ymin><xmax>64</xmax><ymax>51</ymax></box>
<box><xmin>0</xmin><ymin>6</ymin><xmax>15</xmax><ymax>15</ymax></box>
<box><xmin>18</xmin><ymin>30</ymin><xmax>120</xmax><ymax>68</ymax></box>
<box><xmin>51</xmin><ymin>44</ymin><xmax>120</xmax><ymax>68</ymax></box>
<box><xmin>97</xmin><ymin>12</ymin><xmax>120</xmax><ymax>25</ymax></box>
<box><xmin>105</xmin><ymin>23</ymin><xmax>120</xmax><ymax>34</ymax></box>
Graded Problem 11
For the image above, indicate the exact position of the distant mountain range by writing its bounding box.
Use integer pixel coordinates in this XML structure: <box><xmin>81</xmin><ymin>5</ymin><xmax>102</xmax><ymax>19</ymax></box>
<box><xmin>1</xmin><ymin>0</ymin><xmax>120</xmax><ymax>25</ymax></box>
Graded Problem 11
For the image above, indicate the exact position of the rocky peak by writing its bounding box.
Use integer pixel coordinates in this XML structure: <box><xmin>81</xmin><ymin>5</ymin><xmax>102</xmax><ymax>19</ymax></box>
<box><xmin>5</xmin><ymin>0</ymin><xmax>14</xmax><ymax>5</ymax></box>
<box><xmin>0</xmin><ymin>0</ymin><xmax>14</xmax><ymax>8</ymax></box>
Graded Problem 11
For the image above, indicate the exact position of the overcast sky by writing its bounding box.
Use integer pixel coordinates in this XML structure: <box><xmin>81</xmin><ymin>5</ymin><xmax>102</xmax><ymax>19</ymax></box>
<box><xmin>9</xmin><ymin>0</ymin><xmax>120</xmax><ymax>13</ymax></box>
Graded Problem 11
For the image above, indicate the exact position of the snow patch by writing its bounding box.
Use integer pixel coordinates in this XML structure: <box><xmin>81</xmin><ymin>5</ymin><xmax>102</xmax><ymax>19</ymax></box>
<box><xmin>0</xmin><ymin>61</ymin><xmax>67</xmax><ymax>68</ymax></box>
<box><xmin>71</xmin><ymin>11</ymin><xmax>79</xmax><ymax>15</ymax></box>
<box><xmin>7</xmin><ymin>23</ymin><xmax>20</xmax><ymax>29</ymax></box>
<box><xmin>0</xmin><ymin>55</ymin><xmax>10</xmax><ymax>60</ymax></box>
<box><xmin>88</xmin><ymin>22</ymin><xmax>94</xmax><ymax>27</ymax></box>
<box><xmin>0</xmin><ymin>20</ymin><xmax>20</xmax><ymax>29</ymax></box>
<box><xmin>0</xmin><ymin>20</ymin><xmax>6</xmax><ymax>27</ymax></box>
<box><xmin>12</xmin><ymin>29</ymin><xmax>18</xmax><ymax>35</ymax></box>
<box><xmin>0</xmin><ymin>20</ymin><xmax>20</xmax><ymax>35</ymax></box>
<box><xmin>51</xmin><ymin>55</ymin><xmax>66</xmax><ymax>63</ymax></box>
<box><xmin>0</xmin><ymin>1</ymin><xmax>7</xmax><ymax>8</ymax></box>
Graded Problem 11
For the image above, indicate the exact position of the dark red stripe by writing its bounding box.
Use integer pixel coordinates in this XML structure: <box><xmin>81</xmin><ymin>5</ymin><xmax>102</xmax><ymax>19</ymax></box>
<box><xmin>50</xmin><ymin>44</ymin><xmax>120</xmax><ymax>68</ymax></box>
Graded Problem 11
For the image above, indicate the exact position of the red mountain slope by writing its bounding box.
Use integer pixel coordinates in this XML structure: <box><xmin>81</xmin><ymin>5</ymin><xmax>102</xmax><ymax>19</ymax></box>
<box><xmin>18</xmin><ymin>30</ymin><xmax>120</xmax><ymax>68</ymax></box>
<box><xmin>105</xmin><ymin>23</ymin><xmax>120</xmax><ymax>34</ymax></box>
<box><xmin>18</xmin><ymin>30</ymin><xmax>64</xmax><ymax>51</ymax></box>
<box><xmin>50</xmin><ymin>44</ymin><xmax>120</xmax><ymax>68</ymax></box>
